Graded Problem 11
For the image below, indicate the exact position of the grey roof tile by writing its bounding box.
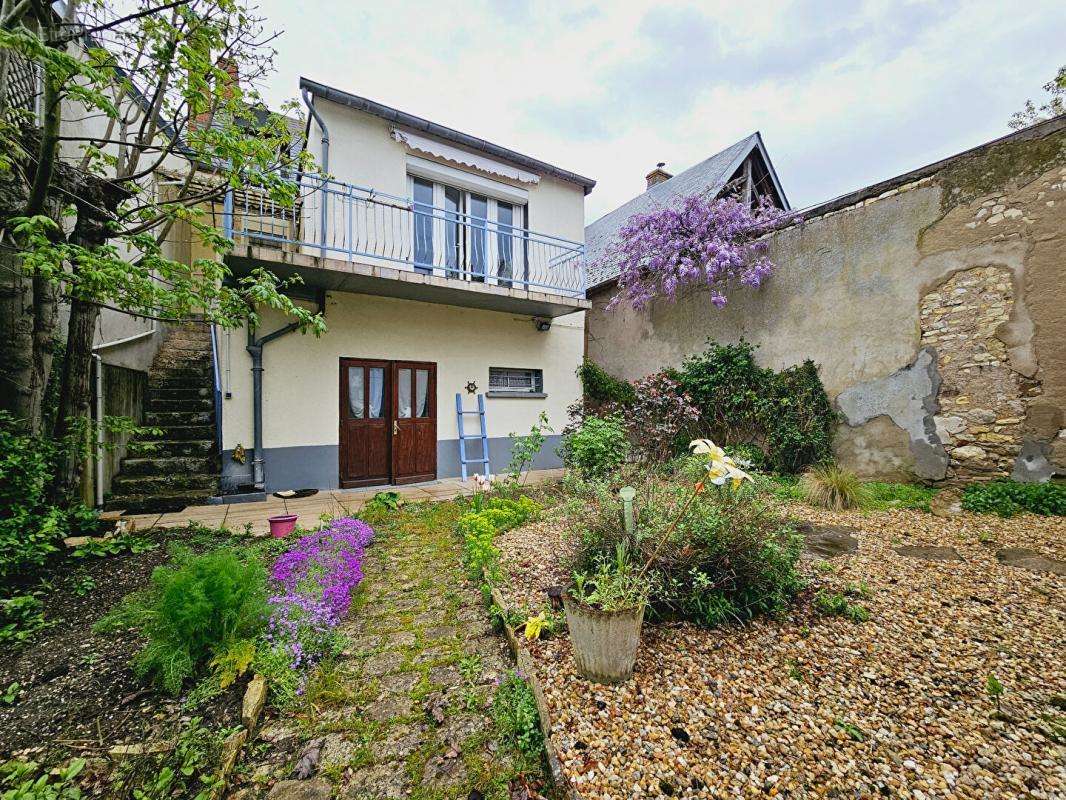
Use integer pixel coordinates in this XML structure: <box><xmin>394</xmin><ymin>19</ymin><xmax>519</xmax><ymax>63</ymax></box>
<box><xmin>585</xmin><ymin>133</ymin><xmax>760</xmax><ymax>288</ymax></box>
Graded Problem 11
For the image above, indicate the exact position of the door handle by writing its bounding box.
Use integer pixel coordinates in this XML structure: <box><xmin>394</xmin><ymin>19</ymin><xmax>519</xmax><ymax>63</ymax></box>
<box><xmin>393</xmin><ymin>420</ymin><xmax>399</xmax><ymax>435</ymax></box>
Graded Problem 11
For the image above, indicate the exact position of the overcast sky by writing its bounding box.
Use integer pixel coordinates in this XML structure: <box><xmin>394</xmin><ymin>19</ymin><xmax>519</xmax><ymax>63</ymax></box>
<box><xmin>254</xmin><ymin>0</ymin><xmax>1064</xmax><ymax>223</ymax></box>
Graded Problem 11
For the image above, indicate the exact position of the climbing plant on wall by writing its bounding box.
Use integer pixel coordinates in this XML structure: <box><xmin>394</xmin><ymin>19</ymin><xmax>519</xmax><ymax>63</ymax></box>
<box><xmin>603</xmin><ymin>194</ymin><xmax>795</xmax><ymax>311</ymax></box>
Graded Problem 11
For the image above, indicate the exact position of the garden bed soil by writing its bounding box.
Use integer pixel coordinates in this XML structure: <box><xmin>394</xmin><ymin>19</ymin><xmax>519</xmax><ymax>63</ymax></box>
<box><xmin>0</xmin><ymin>528</ymin><xmax>245</xmax><ymax>764</ymax></box>
<box><xmin>498</xmin><ymin>504</ymin><xmax>1066</xmax><ymax>798</ymax></box>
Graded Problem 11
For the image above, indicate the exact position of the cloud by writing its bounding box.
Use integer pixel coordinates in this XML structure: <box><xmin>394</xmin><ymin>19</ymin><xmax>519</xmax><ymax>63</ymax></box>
<box><xmin>255</xmin><ymin>0</ymin><xmax>1065</xmax><ymax>221</ymax></box>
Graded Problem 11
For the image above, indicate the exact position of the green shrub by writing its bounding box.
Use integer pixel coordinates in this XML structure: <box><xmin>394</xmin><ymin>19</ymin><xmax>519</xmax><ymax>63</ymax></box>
<box><xmin>95</xmin><ymin>547</ymin><xmax>268</xmax><ymax>694</ymax></box>
<box><xmin>962</xmin><ymin>479</ymin><xmax>1066</xmax><ymax>517</ymax></box>
<box><xmin>0</xmin><ymin>413</ymin><xmax>67</xmax><ymax>583</ymax></box>
<box><xmin>505</xmin><ymin>412</ymin><xmax>553</xmax><ymax>482</ymax></box>
<box><xmin>564</xmin><ymin>475</ymin><xmax>804</xmax><ymax>626</ymax></box>
<box><xmin>624</xmin><ymin>372</ymin><xmax>700</xmax><ymax>462</ymax></box>
<box><xmin>0</xmin><ymin>757</ymin><xmax>85</xmax><ymax>799</ymax></box>
<box><xmin>576</xmin><ymin>359</ymin><xmax>635</xmax><ymax>409</ymax></box>
<box><xmin>0</xmin><ymin>594</ymin><xmax>49</xmax><ymax>646</ymax></box>
<box><xmin>560</xmin><ymin>415</ymin><xmax>630</xmax><ymax>479</ymax></box>
<box><xmin>108</xmin><ymin>716</ymin><xmax>226</xmax><ymax>799</ymax></box>
<box><xmin>457</xmin><ymin>496</ymin><xmax>540</xmax><ymax>579</ymax></box>
<box><xmin>755</xmin><ymin>473</ymin><xmax>805</xmax><ymax>502</ymax></box>
<box><xmin>800</xmin><ymin>463</ymin><xmax>868</xmax><ymax>510</ymax></box>
<box><xmin>814</xmin><ymin>588</ymin><xmax>870</xmax><ymax>623</ymax></box>
<box><xmin>492</xmin><ymin>670</ymin><xmax>544</xmax><ymax>762</ymax></box>
<box><xmin>675</xmin><ymin>341</ymin><xmax>837</xmax><ymax>474</ymax></box>
<box><xmin>864</xmin><ymin>482</ymin><xmax>937</xmax><ymax>511</ymax></box>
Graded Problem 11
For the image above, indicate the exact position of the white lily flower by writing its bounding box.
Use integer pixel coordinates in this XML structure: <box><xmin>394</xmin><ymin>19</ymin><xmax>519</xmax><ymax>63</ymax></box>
<box><xmin>690</xmin><ymin>439</ymin><xmax>726</xmax><ymax>461</ymax></box>
<box><xmin>725</xmin><ymin>463</ymin><xmax>754</xmax><ymax>488</ymax></box>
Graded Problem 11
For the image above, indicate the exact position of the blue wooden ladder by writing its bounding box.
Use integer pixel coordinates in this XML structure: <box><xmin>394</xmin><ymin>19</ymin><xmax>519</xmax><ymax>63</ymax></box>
<box><xmin>455</xmin><ymin>393</ymin><xmax>490</xmax><ymax>480</ymax></box>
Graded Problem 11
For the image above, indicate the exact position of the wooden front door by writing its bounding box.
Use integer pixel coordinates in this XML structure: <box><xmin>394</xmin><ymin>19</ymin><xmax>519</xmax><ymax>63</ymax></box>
<box><xmin>339</xmin><ymin>359</ymin><xmax>437</xmax><ymax>488</ymax></box>
<box><xmin>391</xmin><ymin>361</ymin><xmax>437</xmax><ymax>484</ymax></box>
<box><xmin>339</xmin><ymin>359</ymin><xmax>391</xmax><ymax>488</ymax></box>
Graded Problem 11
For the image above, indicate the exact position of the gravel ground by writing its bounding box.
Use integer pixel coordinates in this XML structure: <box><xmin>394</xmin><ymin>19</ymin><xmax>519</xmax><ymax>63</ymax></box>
<box><xmin>498</xmin><ymin>504</ymin><xmax>1066</xmax><ymax>798</ymax></box>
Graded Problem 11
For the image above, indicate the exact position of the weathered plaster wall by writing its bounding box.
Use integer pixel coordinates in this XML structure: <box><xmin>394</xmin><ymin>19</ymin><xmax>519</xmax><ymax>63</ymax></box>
<box><xmin>586</xmin><ymin>122</ymin><xmax>1066</xmax><ymax>482</ymax></box>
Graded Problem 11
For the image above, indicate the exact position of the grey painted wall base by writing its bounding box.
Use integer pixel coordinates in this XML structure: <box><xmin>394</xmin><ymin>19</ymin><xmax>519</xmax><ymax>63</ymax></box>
<box><xmin>221</xmin><ymin>434</ymin><xmax>564</xmax><ymax>494</ymax></box>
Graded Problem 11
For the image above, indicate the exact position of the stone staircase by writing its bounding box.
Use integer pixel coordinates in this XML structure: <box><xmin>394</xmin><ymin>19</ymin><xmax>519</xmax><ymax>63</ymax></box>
<box><xmin>105</xmin><ymin>324</ymin><xmax>219</xmax><ymax>514</ymax></box>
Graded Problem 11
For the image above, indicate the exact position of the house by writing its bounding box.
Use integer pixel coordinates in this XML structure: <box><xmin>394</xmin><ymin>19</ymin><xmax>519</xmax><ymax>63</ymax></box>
<box><xmin>585</xmin><ymin>116</ymin><xmax>1066</xmax><ymax>484</ymax></box>
<box><xmin>206</xmin><ymin>78</ymin><xmax>595</xmax><ymax>496</ymax></box>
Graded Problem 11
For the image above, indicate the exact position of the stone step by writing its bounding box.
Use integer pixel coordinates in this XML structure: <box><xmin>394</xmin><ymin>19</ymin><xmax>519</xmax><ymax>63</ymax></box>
<box><xmin>149</xmin><ymin>386</ymin><xmax>212</xmax><ymax>401</ymax></box>
<box><xmin>110</xmin><ymin>471</ymin><xmax>218</xmax><ymax>495</ymax></box>
<box><xmin>128</xmin><ymin>438</ymin><xmax>215</xmax><ymax>458</ymax></box>
<box><xmin>147</xmin><ymin>397</ymin><xmax>214</xmax><ymax>412</ymax></box>
<box><xmin>164</xmin><ymin>336</ymin><xmax>212</xmax><ymax>350</ymax></box>
<box><xmin>152</xmin><ymin>355</ymin><xmax>212</xmax><ymax>372</ymax></box>
<box><xmin>148</xmin><ymin>369</ymin><xmax>212</xmax><ymax>387</ymax></box>
<box><xmin>119</xmin><ymin>456</ymin><xmax>216</xmax><ymax>476</ymax></box>
<box><xmin>143</xmin><ymin>423</ymin><xmax>215</xmax><ymax>441</ymax></box>
<box><xmin>147</xmin><ymin>382</ymin><xmax>213</xmax><ymax>397</ymax></box>
<box><xmin>104</xmin><ymin>491</ymin><xmax>213</xmax><ymax>515</ymax></box>
<box><xmin>146</xmin><ymin>410</ymin><xmax>214</xmax><ymax>427</ymax></box>
<box><xmin>166</xmin><ymin>324</ymin><xmax>213</xmax><ymax>340</ymax></box>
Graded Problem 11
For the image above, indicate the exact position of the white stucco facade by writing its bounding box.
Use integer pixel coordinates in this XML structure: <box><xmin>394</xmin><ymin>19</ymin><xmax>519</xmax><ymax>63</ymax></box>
<box><xmin>220</xmin><ymin>86</ymin><xmax>592</xmax><ymax>491</ymax></box>
<box><xmin>218</xmin><ymin>293</ymin><xmax>584</xmax><ymax>491</ymax></box>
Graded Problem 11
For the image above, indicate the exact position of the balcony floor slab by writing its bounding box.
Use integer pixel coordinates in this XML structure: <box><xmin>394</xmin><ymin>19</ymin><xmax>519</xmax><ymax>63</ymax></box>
<box><xmin>225</xmin><ymin>242</ymin><xmax>589</xmax><ymax>318</ymax></box>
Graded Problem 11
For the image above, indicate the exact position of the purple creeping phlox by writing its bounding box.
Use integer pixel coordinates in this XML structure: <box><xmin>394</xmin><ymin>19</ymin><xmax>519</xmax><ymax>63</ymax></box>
<box><xmin>605</xmin><ymin>194</ymin><xmax>797</xmax><ymax>311</ymax></box>
<box><xmin>266</xmin><ymin>517</ymin><xmax>374</xmax><ymax>679</ymax></box>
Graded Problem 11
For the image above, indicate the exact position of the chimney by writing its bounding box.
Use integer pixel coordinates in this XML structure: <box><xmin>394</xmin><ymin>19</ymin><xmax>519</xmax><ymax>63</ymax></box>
<box><xmin>645</xmin><ymin>162</ymin><xmax>672</xmax><ymax>189</ymax></box>
<box><xmin>193</xmin><ymin>57</ymin><xmax>240</xmax><ymax>129</ymax></box>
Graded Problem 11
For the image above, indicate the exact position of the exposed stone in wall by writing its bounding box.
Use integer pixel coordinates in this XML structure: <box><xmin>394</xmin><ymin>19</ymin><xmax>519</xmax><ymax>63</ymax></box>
<box><xmin>920</xmin><ymin>266</ymin><xmax>1039</xmax><ymax>481</ymax></box>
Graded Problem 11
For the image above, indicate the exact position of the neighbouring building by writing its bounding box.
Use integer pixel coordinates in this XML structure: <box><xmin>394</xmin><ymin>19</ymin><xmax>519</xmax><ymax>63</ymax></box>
<box><xmin>586</xmin><ymin>116</ymin><xmax>1066</xmax><ymax>484</ymax></box>
<box><xmin>209</xmin><ymin>78</ymin><xmax>595</xmax><ymax>495</ymax></box>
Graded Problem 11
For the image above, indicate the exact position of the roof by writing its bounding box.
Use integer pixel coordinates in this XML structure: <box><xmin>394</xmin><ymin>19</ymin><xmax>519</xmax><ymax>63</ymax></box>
<box><xmin>585</xmin><ymin>132</ymin><xmax>788</xmax><ymax>288</ymax></box>
<box><xmin>300</xmin><ymin>77</ymin><xmax>597</xmax><ymax>194</ymax></box>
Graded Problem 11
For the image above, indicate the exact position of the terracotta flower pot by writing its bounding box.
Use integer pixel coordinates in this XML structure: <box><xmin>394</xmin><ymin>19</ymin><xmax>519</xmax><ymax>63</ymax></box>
<box><xmin>562</xmin><ymin>592</ymin><xmax>645</xmax><ymax>684</ymax></box>
<box><xmin>268</xmin><ymin>514</ymin><xmax>298</xmax><ymax>538</ymax></box>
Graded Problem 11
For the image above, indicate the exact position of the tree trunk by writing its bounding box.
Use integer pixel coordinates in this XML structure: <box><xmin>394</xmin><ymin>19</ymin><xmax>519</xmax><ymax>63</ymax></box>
<box><xmin>0</xmin><ymin>251</ymin><xmax>36</xmax><ymax>426</ymax></box>
<box><xmin>50</xmin><ymin>296</ymin><xmax>98</xmax><ymax>503</ymax></box>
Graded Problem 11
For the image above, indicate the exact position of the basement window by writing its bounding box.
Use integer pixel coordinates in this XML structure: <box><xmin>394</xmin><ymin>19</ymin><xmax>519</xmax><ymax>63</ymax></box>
<box><xmin>488</xmin><ymin>367</ymin><xmax>544</xmax><ymax>397</ymax></box>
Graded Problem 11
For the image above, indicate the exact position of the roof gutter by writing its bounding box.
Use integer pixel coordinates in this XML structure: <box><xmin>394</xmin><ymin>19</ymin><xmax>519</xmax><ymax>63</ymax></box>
<box><xmin>300</xmin><ymin>77</ymin><xmax>596</xmax><ymax>195</ymax></box>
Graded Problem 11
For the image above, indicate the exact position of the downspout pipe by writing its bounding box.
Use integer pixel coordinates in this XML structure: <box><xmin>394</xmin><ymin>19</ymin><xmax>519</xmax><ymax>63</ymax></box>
<box><xmin>301</xmin><ymin>87</ymin><xmax>329</xmax><ymax>257</ymax></box>
<box><xmin>246</xmin><ymin>290</ymin><xmax>326</xmax><ymax>491</ymax></box>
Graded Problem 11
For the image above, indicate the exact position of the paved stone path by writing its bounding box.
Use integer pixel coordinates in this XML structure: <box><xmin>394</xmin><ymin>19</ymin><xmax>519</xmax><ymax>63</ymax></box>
<box><xmin>121</xmin><ymin>469</ymin><xmax>563</xmax><ymax>537</ymax></box>
<box><xmin>248</xmin><ymin>500</ymin><xmax>544</xmax><ymax>800</ymax></box>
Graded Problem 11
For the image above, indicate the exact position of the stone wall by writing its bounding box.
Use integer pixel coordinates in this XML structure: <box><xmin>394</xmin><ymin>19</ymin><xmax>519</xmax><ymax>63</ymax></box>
<box><xmin>585</xmin><ymin>116</ymin><xmax>1066</xmax><ymax>483</ymax></box>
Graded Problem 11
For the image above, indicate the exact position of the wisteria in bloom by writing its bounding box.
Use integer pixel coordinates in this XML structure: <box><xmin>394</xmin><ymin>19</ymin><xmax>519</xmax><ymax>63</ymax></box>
<box><xmin>605</xmin><ymin>194</ymin><xmax>796</xmax><ymax>311</ymax></box>
<box><xmin>266</xmin><ymin>517</ymin><xmax>373</xmax><ymax>675</ymax></box>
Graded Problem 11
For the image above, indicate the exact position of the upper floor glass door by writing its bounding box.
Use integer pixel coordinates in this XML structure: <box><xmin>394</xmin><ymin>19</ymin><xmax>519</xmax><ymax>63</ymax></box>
<box><xmin>409</xmin><ymin>176</ymin><xmax>524</xmax><ymax>285</ymax></box>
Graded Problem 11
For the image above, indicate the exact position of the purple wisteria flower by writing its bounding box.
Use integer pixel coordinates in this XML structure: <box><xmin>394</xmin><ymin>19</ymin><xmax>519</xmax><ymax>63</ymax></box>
<box><xmin>604</xmin><ymin>194</ymin><xmax>797</xmax><ymax>311</ymax></box>
<box><xmin>266</xmin><ymin>517</ymin><xmax>374</xmax><ymax>673</ymax></box>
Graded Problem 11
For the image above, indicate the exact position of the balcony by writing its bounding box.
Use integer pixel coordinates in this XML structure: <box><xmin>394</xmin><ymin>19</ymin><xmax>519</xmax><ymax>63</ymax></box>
<box><xmin>222</xmin><ymin>177</ymin><xmax>589</xmax><ymax>317</ymax></box>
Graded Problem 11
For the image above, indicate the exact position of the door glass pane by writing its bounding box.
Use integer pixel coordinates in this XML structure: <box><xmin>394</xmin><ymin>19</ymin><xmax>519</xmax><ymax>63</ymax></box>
<box><xmin>398</xmin><ymin>368</ymin><xmax>412</xmax><ymax>418</ymax></box>
<box><xmin>412</xmin><ymin>178</ymin><xmax>434</xmax><ymax>273</ymax></box>
<box><xmin>368</xmin><ymin>367</ymin><xmax>384</xmax><ymax>418</ymax></box>
<box><xmin>347</xmin><ymin>367</ymin><xmax>364</xmax><ymax>418</ymax></box>
<box><xmin>469</xmin><ymin>194</ymin><xmax>487</xmax><ymax>281</ymax></box>
<box><xmin>444</xmin><ymin>186</ymin><xmax>461</xmax><ymax>275</ymax></box>
<box><xmin>415</xmin><ymin>369</ymin><xmax>429</xmax><ymax>417</ymax></box>
<box><xmin>496</xmin><ymin>202</ymin><xmax>513</xmax><ymax>286</ymax></box>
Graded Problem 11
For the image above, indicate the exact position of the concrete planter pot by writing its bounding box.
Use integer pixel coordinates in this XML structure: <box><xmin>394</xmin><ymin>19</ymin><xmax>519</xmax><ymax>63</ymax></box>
<box><xmin>562</xmin><ymin>593</ymin><xmax>645</xmax><ymax>684</ymax></box>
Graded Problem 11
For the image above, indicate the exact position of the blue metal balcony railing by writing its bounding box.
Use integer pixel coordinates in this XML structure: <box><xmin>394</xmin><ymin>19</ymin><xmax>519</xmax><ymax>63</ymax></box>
<box><xmin>222</xmin><ymin>177</ymin><xmax>587</xmax><ymax>298</ymax></box>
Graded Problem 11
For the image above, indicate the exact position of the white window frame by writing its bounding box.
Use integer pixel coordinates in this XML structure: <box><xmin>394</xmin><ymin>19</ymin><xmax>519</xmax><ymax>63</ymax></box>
<box><xmin>488</xmin><ymin>367</ymin><xmax>544</xmax><ymax>396</ymax></box>
<box><xmin>406</xmin><ymin>173</ymin><xmax>526</xmax><ymax>287</ymax></box>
